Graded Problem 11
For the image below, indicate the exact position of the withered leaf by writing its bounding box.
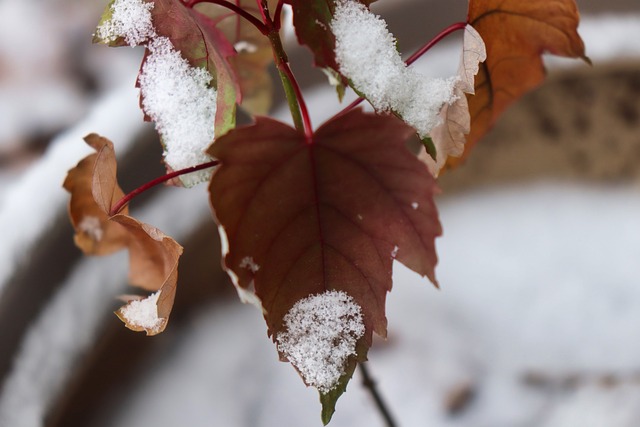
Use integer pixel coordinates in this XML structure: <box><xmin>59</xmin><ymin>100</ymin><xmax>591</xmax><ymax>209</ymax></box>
<box><xmin>208</xmin><ymin>109</ymin><xmax>440</xmax><ymax>419</ymax></box>
<box><xmin>449</xmin><ymin>0</ymin><xmax>588</xmax><ymax>167</ymax></box>
<box><xmin>64</xmin><ymin>134</ymin><xmax>183</xmax><ymax>335</ymax></box>
<box><xmin>423</xmin><ymin>25</ymin><xmax>486</xmax><ymax>176</ymax></box>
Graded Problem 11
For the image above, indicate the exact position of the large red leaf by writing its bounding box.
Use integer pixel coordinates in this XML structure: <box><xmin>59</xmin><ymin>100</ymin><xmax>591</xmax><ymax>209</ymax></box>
<box><xmin>449</xmin><ymin>0</ymin><xmax>588</xmax><ymax>167</ymax></box>
<box><xmin>208</xmin><ymin>109</ymin><xmax>440</xmax><ymax>419</ymax></box>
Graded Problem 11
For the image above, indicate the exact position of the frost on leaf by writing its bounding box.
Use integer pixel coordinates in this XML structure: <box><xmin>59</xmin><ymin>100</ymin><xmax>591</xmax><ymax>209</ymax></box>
<box><xmin>93</xmin><ymin>0</ymin><xmax>239</xmax><ymax>187</ymax></box>
<box><xmin>208</xmin><ymin>109</ymin><xmax>441</xmax><ymax>421</ymax></box>
<box><xmin>423</xmin><ymin>25</ymin><xmax>486</xmax><ymax>176</ymax></box>
<box><xmin>332</xmin><ymin>0</ymin><xmax>457</xmax><ymax>139</ymax></box>
<box><xmin>276</xmin><ymin>291</ymin><xmax>365</xmax><ymax>394</ymax></box>
<box><xmin>448</xmin><ymin>0</ymin><xmax>588</xmax><ymax>168</ymax></box>
<box><xmin>64</xmin><ymin>134</ymin><xmax>183</xmax><ymax>335</ymax></box>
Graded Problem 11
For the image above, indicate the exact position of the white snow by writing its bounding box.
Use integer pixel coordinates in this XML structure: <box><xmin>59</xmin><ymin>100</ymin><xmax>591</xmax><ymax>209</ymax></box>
<box><xmin>119</xmin><ymin>291</ymin><xmax>164</xmax><ymax>332</ymax></box>
<box><xmin>411</xmin><ymin>202</ymin><xmax>419</xmax><ymax>210</ymax></box>
<box><xmin>95</xmin><ymin>0</ymin><xmax>156</xmax><ymax>46</ymax></box>
<box><xmin>239</xmin><ymin>256</ymin><xmax>260</xmax><ymax>273</ymax></box>
<box><xmin>78</xmin><ymin>216</ymin><xmax>104</xmax><ymax>242</ymax></box>
<box><xmin>391</xmin><ymin>245</ymin><xmax>399</xmax><ymax>258</ymax></box>
<box><xmin>276</xmin><ymin>290</ymin><xmax>365</xmax><ymax>393</ymax></box>
<box><xmin>332</xmin><ymin>0</ymin><xmax>457</xmax><ymax>138</ymax></box>
<box><xmin>234</xmin><ymin>41</ymin><xmax>258</xmax><ymax>54</ymax></box>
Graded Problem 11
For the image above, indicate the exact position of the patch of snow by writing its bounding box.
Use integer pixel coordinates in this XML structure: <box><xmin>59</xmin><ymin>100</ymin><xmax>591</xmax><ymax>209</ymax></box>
<box><xmin>138</xmin><ymin>36</ymin><xmax>217</xmax><ymax>187</ymax></box>
<box><xmin>78</xmin><ymin>216</ymin><xmax>104</xmax><ymax>242</ymax></box>
<box><xmin>120</xmin><ymin>291</ymin><xmax>163</xmax><ymax>332</ymax></box>
<box><xmin>332</xmin><ymin>0</ymin><xmax>457</xmax><ymax>138</ymax></box>
<box><xmin>391</xmin><ymin>245</ymin><xmax>399</xmax><ymax>258</ymax></box>
<box><xmin>276</xmin><ymin>290</ymin><xmax>365</xmax><ymax>393</ymax></box>
<box><xmin>234</xmin><ymin>41</ymin><xmax>258</xmax><ymax>54</ymax></box>
<box><xmin>411</xmin><ymin>202</ymin><xmax>419</xmax><ymax>210</ymax></box>
<box><xmin>95</xmin><ymin>0</ymin><xmax>156</xmax><ymax>45</ymax></box>
<box><xmin>239</xmin><ymin>256</ymin><xmax>260</xmax><ymax>273</ymax></box>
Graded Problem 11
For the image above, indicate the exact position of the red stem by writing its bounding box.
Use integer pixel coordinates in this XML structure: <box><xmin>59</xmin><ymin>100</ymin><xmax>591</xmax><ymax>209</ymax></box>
<box><xmin>109</xmin><ymin>160</ymin><xmax>219</xmax><ymax>216</ymax></box>
<box><xmin>335</xmin><ymin>21</ymin><xmax>467</xmax><ymax>118</ymax></box>
<box><xmin>273</xmin><ymin>0</ymin><xmax>285</xmax><ymax>30</ymax></box>
<box><xmin>186</xmin><ymin>0</ymin><xmax>269</xmax><ymax>35</ymax></box>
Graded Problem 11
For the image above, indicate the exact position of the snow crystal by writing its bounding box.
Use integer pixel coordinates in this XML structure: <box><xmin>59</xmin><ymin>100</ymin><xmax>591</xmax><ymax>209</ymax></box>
<box><xmin>234</xmin><ymin>41</ymin><xmax>257</xmax><ymax>54</ymax></box>
<box><xmin>138</xmin><ymin>37</ymin><xmax>218</xmax><ymax>187</ymax></box>
<box><xmin>411</xmin><ymin>202</ymin><xmax>419</xmax><ymax>210</ymax></box>
<box><xmin>391</xmin><ymin>245</ymin><xmax>399</xmax><ymax>258</ymax></box>
<box><xmin>276</xmin><ymin>290</ymin><xmax>365</xmax><ymax>393</ymax></box>
<box><xmin>239</xmin><ymin>256</ymin><xmax>260</xmax><ymax>273</ymax></box>
<box><xmin>332</xmin><ymin>0</ymin><xmax>457</xmax><ymax>137</ymax></box>
<box><xmin>78</xmin><ymin>216</ymin><xmax>104</xmax><ymax>242</ymax></box>
<box><xmin>120</xmin><ymin>291</ymin><xmax>164</xmax><ymax>332</ymax></box>
<box><xmin>95</xmin><ymin>0</ymin><xmax>156</xmax><ymax>46</ymax></box>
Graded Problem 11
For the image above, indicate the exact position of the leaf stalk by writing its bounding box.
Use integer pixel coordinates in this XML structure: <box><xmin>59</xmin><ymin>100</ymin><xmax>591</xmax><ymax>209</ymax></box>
<box><xmin>109</xmin><ymin>160</ymin><xmax>219</xmax><ymax>216</ymax></box>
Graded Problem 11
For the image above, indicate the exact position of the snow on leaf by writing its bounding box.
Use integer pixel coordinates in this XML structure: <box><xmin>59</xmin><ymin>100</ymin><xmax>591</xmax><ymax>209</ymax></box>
<box><xmin>423</xmin><ymin>25</ymin><xmax>486</xmax><ymax>176</ymax></box>
<box><xmin>332</xmin><ymin>0</ymin><xmax>457</xmax><ymax>140</ymax></box>
<box><xmin>64</xmin><ymin>134</ymin><xmax>183</xmax><ymax>335</ymax></box>
<box><xmin>287</xmin><ymin>0</ymin><xmax>376</xmax><ymax>89</ymax></box>
<box><xmin>448</xmin><ymin>0</ymin><xmax>588</xmax><ymax>168</ymax></box>
<box><xmin>93</xmin><ymin>0</ymin><xmax>239</xmax><ymax>187</ymax></box>
<box><xmin>116</xmin><ymin>290</ymin><xmax>165</xmax><ymax>334</ymax></box>
<box><xmin>94</xmin><ymin>0</ymin><xmax>155</xmax><ymax>46</ymax></box>
<box><xmin>195</xmin><ymin>0</ymin><xmax>278</xmax><ymax>115</ymax></box>
<box><xmin>276</xmin><ymin>290</ymin><xmax>365</xmax><ymax>394</ymax></box>
<box><xmin>208</xmin><ymin>109</ymin><xmax>441</xmax><ymax>420</ymax></box>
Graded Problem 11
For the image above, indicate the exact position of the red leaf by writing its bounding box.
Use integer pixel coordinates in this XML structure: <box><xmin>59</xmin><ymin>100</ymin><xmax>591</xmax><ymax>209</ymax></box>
<box><xmin>208</xmin><ymin>109</ymin><xmax>440</xmax><ymax>415</ymax></box>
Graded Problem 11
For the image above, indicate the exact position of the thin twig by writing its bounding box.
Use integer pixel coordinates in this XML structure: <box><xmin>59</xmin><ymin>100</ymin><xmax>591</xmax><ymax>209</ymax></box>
<box><xmin>359</xmin><ymin>362</ymin><xmax>398</xmax><ymax>427</ymax></box>
<box><xmin>186</xmin><ymin>0</ymin><xmax>269</xmax><ymax>34</ymax></box>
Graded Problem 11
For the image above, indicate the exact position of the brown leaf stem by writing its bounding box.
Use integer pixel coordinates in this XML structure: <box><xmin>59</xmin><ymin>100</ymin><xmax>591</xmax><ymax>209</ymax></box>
<box><xmin>109</xmin><ymin>160</ymin><xmax>219</xmax><ymax>216</ymax></box>
<box><xmin>359</xmin><ymin>363</ymin><xmax>397</xmax><ymax>427</ymax></box>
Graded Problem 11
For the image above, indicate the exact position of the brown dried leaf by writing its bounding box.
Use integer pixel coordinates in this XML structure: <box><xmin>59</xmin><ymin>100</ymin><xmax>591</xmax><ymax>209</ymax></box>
<box><xmin>423</xmin><ymin>25</ymin><xmax>486</xmax><ymax>176</ymax></box>
<box><xmin>448</xmin><ymin>0</ymin><xmax>588</xmax><ymax>167</ymax></box>
<box><xmin>64</xmin><ymin>134</ymin><xmax>183</xmax><ymax>335</ymax></box>
<box><xmin>63</xmin><ymin>134</ymin><xmax>129</xmax><ymax>255</ymax></box>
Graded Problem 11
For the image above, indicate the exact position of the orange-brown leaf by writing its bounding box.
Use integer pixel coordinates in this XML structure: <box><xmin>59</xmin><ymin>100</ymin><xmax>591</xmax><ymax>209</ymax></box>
<box><xmin>63</xmin><ymin>134</ymin><xmax>129</xmax><ymax>255</ymax></box>
<box><xmin>64</xmin><ymin>134</ymin><xmax>183</xmax><ymax>335</ymax></box>
<box><xmin>450</xmin><ymin>0</ymin><xmax>588</xmax><ymax>167</ymax></box>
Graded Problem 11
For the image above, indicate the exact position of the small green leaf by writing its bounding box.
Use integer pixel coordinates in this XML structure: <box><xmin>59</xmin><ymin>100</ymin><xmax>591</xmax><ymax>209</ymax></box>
<box><xmin>421</xmin><ymin>136</ymin><xmax>437</xmax><ymax>161</ymax></box>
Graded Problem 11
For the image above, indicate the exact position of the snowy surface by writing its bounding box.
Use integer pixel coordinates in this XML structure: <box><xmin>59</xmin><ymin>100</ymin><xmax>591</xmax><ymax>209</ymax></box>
<box><xmin>105</xmin><ymin>182</ymin><xmax>640</xmax><ymax>427</ymax></box>
<box><xmin>277</xmin><ymin>290</ymin><xmax>365</xmax><ymax>393</ymax></box>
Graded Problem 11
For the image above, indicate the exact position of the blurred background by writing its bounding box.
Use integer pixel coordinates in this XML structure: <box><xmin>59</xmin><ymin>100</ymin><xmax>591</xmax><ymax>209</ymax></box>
<box><xmin>0</xmin><ymin>0</ymin><xmax>639</xmax><ymax>426</ymax></box>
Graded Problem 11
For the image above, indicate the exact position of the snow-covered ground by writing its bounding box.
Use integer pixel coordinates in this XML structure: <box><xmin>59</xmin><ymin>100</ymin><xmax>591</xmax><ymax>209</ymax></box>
<box><xmin>106</xmin><ymin>183</ymin><xmax>640</xmax><ymax>427</ymax></box>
